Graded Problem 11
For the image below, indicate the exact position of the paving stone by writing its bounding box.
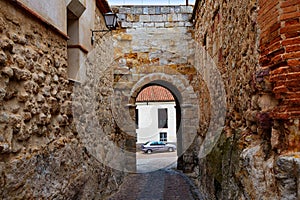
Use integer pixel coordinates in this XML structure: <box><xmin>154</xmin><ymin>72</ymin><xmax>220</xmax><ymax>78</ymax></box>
<box><xmin>107</xmin><ymin>169</ymin><xmax>204</xmax><ymax>200</ymax></box>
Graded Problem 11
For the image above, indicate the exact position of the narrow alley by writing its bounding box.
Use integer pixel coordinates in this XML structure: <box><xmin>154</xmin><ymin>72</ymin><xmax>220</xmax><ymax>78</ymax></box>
<box><xmin>107</xmin><ymin>169</ymin><xmax>203</xmax><ymax>200</ymax></box>
<box><xmin>1</xmin><ymin>0</ymin><xmax>300</xmax><ymax>199</ymax></box>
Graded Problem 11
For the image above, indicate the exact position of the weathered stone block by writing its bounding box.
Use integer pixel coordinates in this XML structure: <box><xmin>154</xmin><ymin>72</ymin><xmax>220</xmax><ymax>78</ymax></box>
<box><xmin>12</xmin><ymin>67</ymin><xmax>31</xmax><ymax>81</ymax></box>
<box><xmin>0</xmin><ymin>87</ymin><xmax>5</xmax><ymax>101</ymax></box>
<box><xmin>0</xmin><ymin>142</ymin><xmax>10</xmax><ymax>153</ymax></box>
<box><xmin>0</xmin><ymin>50</ymin><xmax>7</xmax><ymax>66</ymax></box>
<box><xmin>0</xmin><ymin>112</ymin><xmax>9</xmax><ymax>123</ymax></box>
<box><xmin>165</xmin><ymin>22</ymin><xmax>174</xmax><ymax>28</ymax></box>
<box><xmin>276</xmin><ymin>155</ymin><xmax>300</xmax><ymax>199</ymax></box>
<box><xmin>61</xmin><ymin>101</ymin><xmax>73</xmax><ymax>116</ymax></box>
<box><xmin>155</xmin><ymin>7</ymin><xmax>161</xmax><ymax>14</ymax></box>
<box><xmin>143</xmin><ymin>7</ymin><xmax>148</xmax><ymax>14</ymax></box>
<box><xmin>121</xmin><ymin>22</ymin><xmax>133</xmax><ymax>28</ymax></box>
<box><xmin>17</xmin><ymin>91</ymin><xmax>29</xmax><ymax>102</ymax></box>
<box><xmin>174</xmin><ymin>6</ymin><xmax>181</xmax><ymax>13</ymax></box>
<box><xmin>143</xmin><ymin>22</ymin><xmax>154</xmax><ymax>27</ymax></box>
<box><xmin>120</xmin><ymin>33</ymin><xmax>132</xmax><ymax>41</ymax></box>
<box><xmin>134</xmin><ymin>7</ymin><xmax>143</xmax><ymax>14</ymax></box>
<box><xmin>2</xmin><ymin>66</ymin><xmax>14</xmax><ymax>77</ymax></box>
<box><xmin>0</xmin><ymin>36</ymin><xmax>14</xmax><ymax>52</ymax></box>
<box><xmin>23</xmin><ymin>112</ymin><xmax>32</xmax><ymax>122</ymax></box>
<box><xmin>177</xmin><ymin>14</ymin><xmax>190</xmax><ymax>21</ymax></box>
<box><xmin>24</xmin><ymin>81</ymin><xmax>39</xmax><ymax>94</ymax></box>
<box><xmin>139</xmin><ymin>15</ymin><xmax>150</xmax><ymax>22</ymax></box>
<box><xmin>42</xmin><ymin>86</ymin><xmax>51</xmax><ymax>97</ymax></box>
<box><xmin>180</xmin><ymin>6</ymin><xmax>193</xmax><ymax>14</ymax></box>
<box><xmin>117</xmin><ymin>13</ymin><xmax>126</xmax><ymax>21</ymax></box>
<box><xmin>127</xmin><ymin>14</ymin><xmax>139</xmax><ymax>22</ymax></box>
<box><xmin>119</xmin><ymin>7</ymin><xmax>131</xmax><ymax>14</ymax></box>
<box><xmin>161</xmin><ymin>7</ymin><xmax>170</xmax><ymax>14</ymax></box>
<box><xmin>154</xmin><ymin>22</ymin><xmax>165</xmax><ymax>28</ymax></box>
<box><xmin>167</xmin><ymin>14</ymin><xmax>178</xmax><ymax>21</ymax></box>
<box><xmin>132</xmin><ymin>22</ymin><xmax>143</xmax><ymax>28</ymax></box>
<box><xmin>184</xmin><ymin>22</ymin><xmax>193</xmax><ymax>27</ymax></box>
<box><xmin>151</xmin><ymin>15</ymin><xmax>165</xmax><ymax>22</ymax></box>
<box><xmin>148</xmin><ymin>7</ymin><xmax>156</xmax><ymax>14</ymax></box>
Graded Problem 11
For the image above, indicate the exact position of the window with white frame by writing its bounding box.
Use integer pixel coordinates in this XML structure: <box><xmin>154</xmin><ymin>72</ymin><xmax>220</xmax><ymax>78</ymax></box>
<box><xmin>160</xmin><ymin>132</ymin><xmax>167</xmax><ymax>142</ymax></box>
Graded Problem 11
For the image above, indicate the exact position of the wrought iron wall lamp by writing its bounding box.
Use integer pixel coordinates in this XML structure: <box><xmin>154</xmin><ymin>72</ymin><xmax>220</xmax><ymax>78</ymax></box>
<box><xmin>91</xmin><ymin>12</ymin><xmax>117</xmax><ymax>45</ymax></box>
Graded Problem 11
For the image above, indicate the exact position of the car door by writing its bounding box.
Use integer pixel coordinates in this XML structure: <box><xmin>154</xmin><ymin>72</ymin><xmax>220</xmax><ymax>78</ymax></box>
<box><xmin>150</xmin><ymin>141</ymin><xmax>159</xmax><ymax>152</ymax></box>
<box><xmin>157</xmin><ymin>141</ymin><xmax>166</xmax><ymax>152</ymax></box>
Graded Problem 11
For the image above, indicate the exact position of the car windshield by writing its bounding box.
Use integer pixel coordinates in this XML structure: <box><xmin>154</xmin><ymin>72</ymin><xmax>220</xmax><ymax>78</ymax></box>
<box><xmin>143</xmin><ymin>141</ymin><xmax>150</xmax><ymax>145</ymax></box>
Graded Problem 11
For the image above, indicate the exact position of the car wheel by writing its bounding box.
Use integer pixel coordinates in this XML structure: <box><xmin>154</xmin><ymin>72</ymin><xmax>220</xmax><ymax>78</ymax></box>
<box><xmin>146</xmin><ymin>149</ymin><xmax>152</xmax><ymax>154</ymax></box>
<box><xmin>168</xmin><ymin>147</ymin><xmax>174</xmax><ymax>152</ymax></box>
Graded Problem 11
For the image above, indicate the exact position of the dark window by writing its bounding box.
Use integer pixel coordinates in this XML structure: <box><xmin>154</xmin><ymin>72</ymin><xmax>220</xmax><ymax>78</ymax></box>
<box><xmin>160</xmin><ymin>132</ymin><xmax>167</xmax><ymax>142</ymax></box>
<box><xmin>135</xmin><ymin>109</ymin><xmax>139</xmax><ymax>129</ymax></box>
<box><xmin>158</xmin><ymin>108</ymin><xmax>168</xmax><ymax>128</ymax></box>
<box><xmin>150</xmin><ymin>141</ymin><xmax>158</xmax><ymax>146</ymax></box>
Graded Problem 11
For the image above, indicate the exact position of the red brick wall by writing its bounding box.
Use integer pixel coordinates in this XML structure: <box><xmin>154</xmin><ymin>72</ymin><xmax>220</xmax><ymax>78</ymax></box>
<box><xmin>258</xmin><ymin>0</ymin><xmax>300</xmax><ymax>119</ymax></box>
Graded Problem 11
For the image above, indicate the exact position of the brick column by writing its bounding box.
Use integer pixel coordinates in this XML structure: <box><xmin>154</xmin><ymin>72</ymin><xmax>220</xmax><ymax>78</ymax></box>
<box><xmin>258</xmin><ymin>0</ymin><xmax>300</xmax><ymax>120</ymax></box>
<box><xmin>258</xmin><ymin>0</ymin><xmax>300</xmax><ymax>156</ymax></box>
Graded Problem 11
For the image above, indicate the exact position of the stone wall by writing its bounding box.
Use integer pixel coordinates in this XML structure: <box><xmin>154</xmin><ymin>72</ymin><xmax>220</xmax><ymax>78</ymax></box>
<box><xmin>193</xmin><ymin>0</ymin><xmax>300</xmax><ymax>199</ymax></box>
<box><xmin>112</xmin><ymin>5</ymin><xmax>209</xmax><ymax>171</ymax></box>
<box><xmin>0</xmin><ymin>1</ymin><xmax>123</xmax><ymax>199</ymax></box>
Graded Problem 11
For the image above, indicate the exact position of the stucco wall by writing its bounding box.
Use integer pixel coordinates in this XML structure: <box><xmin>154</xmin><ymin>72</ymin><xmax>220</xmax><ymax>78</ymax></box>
<box><xmin>19</xmin><ymin>0</ymin><xmax>67</xmax><ymax>33</ymax></box>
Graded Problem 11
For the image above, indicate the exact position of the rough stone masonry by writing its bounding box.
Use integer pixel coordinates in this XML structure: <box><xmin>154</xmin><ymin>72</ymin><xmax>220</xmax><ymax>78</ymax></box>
<box><xmin>111</xmin><ymin>4</ymin><xmax>209</xmax><ymax>172</ymax></box>
<box><xmin>193</xmin><ymin>0</ymin><xmax>300</xmax><ymax>199</ymax></box>
<box><xmin>0</xmin><ymin>0</ymin><xmax>300</xmax><ymax>199</ymax></box>
<box><xmin>0</xmin><ymin>1</ymin><xmax>124</xmax><ymax>199</ymax></box>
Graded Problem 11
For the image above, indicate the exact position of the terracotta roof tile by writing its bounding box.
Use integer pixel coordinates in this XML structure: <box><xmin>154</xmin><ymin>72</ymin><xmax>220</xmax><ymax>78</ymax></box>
<box><xmin>136</xmin><ymin>86</ymin><xmax>175</xmax><ymax>102</ymax></box>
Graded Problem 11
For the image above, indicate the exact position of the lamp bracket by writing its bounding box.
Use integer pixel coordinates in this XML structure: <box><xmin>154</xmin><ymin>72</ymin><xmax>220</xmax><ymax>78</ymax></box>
<box><xmin>91</xmin><ymin>29</ymin><xmax>111</xmax><ymax>45</ymax></box>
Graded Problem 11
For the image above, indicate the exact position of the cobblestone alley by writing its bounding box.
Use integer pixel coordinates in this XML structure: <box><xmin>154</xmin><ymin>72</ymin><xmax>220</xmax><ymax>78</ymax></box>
<box><xmin>1</xmin><ymin>0</ymin><xmax>300</xmax><ymax>199</ymax></box>
<box><xmin>107</xmin><ymin>169</ymin><xmax>203</xmax><ymax>200</ymax></box>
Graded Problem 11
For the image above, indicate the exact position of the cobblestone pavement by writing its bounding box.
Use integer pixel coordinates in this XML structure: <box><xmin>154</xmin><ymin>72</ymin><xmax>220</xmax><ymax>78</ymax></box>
<box><xmin>107</xmin><ymin>169</ymin><xmax>204</xmax><ymax>200</ymax></box>
<box><xmin>136</xmin><ymin>151</ymin><xmax>177</xmax><ymax>173</ymax></box>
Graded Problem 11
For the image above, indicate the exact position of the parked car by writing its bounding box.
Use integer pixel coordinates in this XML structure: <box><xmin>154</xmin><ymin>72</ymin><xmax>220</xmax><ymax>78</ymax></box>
<box><xmin>141</xmin><ymin>141</ymin><xmax>176</xmax><ymax>154</ymax></box>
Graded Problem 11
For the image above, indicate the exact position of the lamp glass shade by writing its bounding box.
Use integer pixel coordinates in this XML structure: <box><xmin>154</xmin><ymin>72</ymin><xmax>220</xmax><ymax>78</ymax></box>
<box><xmin>104</xmin><ymin>12</ymin><xmax>117</xmax><ymax>29</ymax></box>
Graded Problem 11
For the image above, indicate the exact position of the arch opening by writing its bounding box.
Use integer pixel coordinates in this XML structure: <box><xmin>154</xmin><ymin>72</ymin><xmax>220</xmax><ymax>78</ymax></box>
<box><xmin>132</xmin><ymin>81</ymin><xmax>184</xmax><ymax>173</ymax></box>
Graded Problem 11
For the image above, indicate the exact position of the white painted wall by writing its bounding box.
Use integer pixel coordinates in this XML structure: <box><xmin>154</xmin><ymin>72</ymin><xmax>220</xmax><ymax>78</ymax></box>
<box><xmin>136</xmin><ymin>102</ymin><xmax>176</xmax><ymax>144</ymax></box>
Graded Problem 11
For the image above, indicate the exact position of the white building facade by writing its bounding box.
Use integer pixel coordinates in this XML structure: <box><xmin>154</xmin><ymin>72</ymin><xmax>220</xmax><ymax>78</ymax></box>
<box><xmin>136</xmin><ymin>86</ymin><xmax>176</xmax><ymax>144</ymax></box>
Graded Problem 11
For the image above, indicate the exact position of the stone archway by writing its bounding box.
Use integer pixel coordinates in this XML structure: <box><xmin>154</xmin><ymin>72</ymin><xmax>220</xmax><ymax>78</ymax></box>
<box><xmin>112</xmin><ymin>70</ymin><xmax>200</xmax><ymax>172</ymax></box>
